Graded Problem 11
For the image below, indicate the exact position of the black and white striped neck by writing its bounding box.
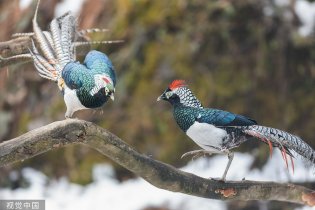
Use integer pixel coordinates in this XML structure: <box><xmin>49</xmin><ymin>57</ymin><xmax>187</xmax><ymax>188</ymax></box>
<box><xmin>175</xmin><ymin>87</ymin><xmax>203</xmax><ymax>108</ymax></box>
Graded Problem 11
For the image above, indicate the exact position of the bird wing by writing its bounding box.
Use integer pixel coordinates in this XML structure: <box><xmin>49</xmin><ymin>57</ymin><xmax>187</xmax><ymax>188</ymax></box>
<box><xmin>196</xmin><ymin>108</ymin><xmax>257</xmax><ymax>126</ymax></box>
<box><xmin>61</xmin><ymin>62</ymin><xmax>89</xmax><ymax>90</ymax></box>
<box><xmin>83</xmin><ymin>50</ymin><xmax>116</xmax><ymax>86</ymax></box>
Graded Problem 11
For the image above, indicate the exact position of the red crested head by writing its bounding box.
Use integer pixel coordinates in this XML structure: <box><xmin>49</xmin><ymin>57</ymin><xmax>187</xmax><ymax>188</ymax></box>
<box><xmin>169</xmin><ymin>80</ymin><xmax>187</xmax><ymax>90</ymax></box>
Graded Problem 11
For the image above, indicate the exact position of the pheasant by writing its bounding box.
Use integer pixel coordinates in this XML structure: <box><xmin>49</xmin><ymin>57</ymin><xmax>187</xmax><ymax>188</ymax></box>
<box><xmin>157</xmin><ymin>80</ymin><xmax>315</xmax><ymax>181</ymax></box>
<box><xmin>1</xmin><ymin>0</ymin><xmax>118</xmax><ymax>118</ymax></box>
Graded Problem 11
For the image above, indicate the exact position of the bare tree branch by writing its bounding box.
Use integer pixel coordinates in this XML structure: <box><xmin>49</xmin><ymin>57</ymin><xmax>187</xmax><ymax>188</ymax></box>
<box><xmin>0</xmin><ymin>37</ymin><xmax>31</xmax><ymax>57</ymax></box>
<box><xmin>0</xmin><ymin>36</ymin><xmax>92</xmax><ymax>68</ymax></box>
<box><xmin>0</xmin><ymin>119</ymin><xmax>314</xmax><ymax>206</ymax></box>
<box><xmin>0</xmin><ymin>37</ymin><xmax>32</xmax><ymax>67</ymax></box>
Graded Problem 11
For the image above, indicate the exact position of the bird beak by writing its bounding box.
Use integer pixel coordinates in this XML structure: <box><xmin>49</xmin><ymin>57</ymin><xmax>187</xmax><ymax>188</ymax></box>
<box><xmin>157</xmin><ymin>93</ymin><xmax>166</xmax><ymax>101</ymax></box>
<box><xmin>110</xmin><ymin>94</ymin><xmax>115</xmax><ymax>101</ymax></box>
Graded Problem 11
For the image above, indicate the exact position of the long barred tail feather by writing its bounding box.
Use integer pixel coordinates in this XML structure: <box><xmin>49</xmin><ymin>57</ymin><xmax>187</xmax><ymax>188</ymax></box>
<box><xmin>60</xmin><ymin>14</ymin><xmax>76</xmax><ymax>65</ymax></box>
<box><xmin>73</xmin><ymin>40</ymin><xmax>124</xmax><ymax>47</ymax></box>
<box><xmin>32</xmin><ymin>0</ymin><xmax>56</xmax><ymax>64</ymax></box>
<box><xmin>9</xmin><ymin>0</ymin><xmax>120</xmax><ymax>86</ymax></box>
<box><xmin>50</xmin><ymin>19</ymin><xmax>63</xmax><ymax>64</ymax></box>
<box><xmin>244</xmin><ymin>125</ymin><xmax>315</xmax><ymax>171</ymax></box>
<box><xmin>244</xmin><ymin>128</ymin><xmax>295</xmax><ymax>172</ymax></box>
<box><xmin>79</xmin><ymin>28</ymin><xmax>109</xmax><ymax>35</ymax></box>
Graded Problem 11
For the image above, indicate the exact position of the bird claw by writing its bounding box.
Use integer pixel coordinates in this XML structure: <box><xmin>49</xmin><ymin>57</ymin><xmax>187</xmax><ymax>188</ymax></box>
<box><xmin>181</xmin><ymin>150</ymin><xmax>212</xmax><ymax>159</ymax></box>
<box><xmin>210</xmin><ymin>177</ymin><xmax>226</xmax><ymax>182</ymax></box>
<box><xmin>181</xmin><ymin>151</ymin><xmax>194</xmax><ymax>159</ymax></box>
<box><xmin>65</xmin><ymin>116</ymin><xmax>78</xmax><ymax>119</ymax></box>
<box><xmin>220</xmin><ymin>148</ymin><xmax>229</xmax><ymax>154</ymax></box>
<box><xmin>0</xmin><ymin>55</ymin><xmax>6</xmax><ymax>61</ymax></box>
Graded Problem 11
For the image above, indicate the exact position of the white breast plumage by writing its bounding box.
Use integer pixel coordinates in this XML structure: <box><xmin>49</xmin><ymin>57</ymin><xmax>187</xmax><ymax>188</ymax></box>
<box><xmin>186</xmin><ymin>122</ymin><xmax>227</xmax><ymax>152</ymax></box>
<box><xmin>63</xmin><ymin>86</ymin><xmax>87</xmax><ymax>117</ymax></box>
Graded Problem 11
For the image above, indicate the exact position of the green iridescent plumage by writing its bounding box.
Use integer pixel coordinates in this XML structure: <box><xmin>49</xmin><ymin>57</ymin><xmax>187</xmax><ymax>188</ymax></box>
<box><xmin>62</xmin><ymin>50</ymin><xmax>116</xmax><ymax>108</ymax></box>
<box><xmin>173</xmin><ymin>104</ymin><xmax>256</xmax><ymax>132</ymax></box>
<box><xmin>158</xmin><ymin>80</ymin><xmax>315</xmax><ymax>180</ymax></box>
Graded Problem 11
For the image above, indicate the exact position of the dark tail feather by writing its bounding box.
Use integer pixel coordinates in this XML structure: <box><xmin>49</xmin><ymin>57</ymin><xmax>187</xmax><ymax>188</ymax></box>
<box><xmin>244</xmin><ymin>125</ymin><xmax>315</xmax><ymax>170</ymax></box>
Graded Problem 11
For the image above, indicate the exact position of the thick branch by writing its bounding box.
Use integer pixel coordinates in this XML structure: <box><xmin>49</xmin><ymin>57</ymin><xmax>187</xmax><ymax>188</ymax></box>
<box><xmin>0</xmin><ymin>119</ymin><xmax>314</xmax><ymax>206</ymax></box>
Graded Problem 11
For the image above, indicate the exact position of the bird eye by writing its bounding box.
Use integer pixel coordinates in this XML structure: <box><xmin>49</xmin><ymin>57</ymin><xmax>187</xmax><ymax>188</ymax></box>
<box><xmin>105</xmin><ymin>87</ymin><xmax>109</xmax><ymax>93</ymax></box>
<box><xmin>166</xmin><ymin>91</ymin><xmax>173</xmax><ymax>98</ymax></box>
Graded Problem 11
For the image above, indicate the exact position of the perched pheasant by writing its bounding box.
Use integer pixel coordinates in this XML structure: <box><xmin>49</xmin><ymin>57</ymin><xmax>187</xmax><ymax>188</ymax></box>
<box><xmin>60</xmin><ymin>50</ymin><xmax>116</xmax><ymax>117</ymax></box>
<box><xmin>157</xmin><ymin>80</ymin><xmax>315</xmax><ymax>180</ymax></box>
<box><xmin>1</xmin><ymin>0</ymin><xmax>118</xmax><ymax>118</ymax></box>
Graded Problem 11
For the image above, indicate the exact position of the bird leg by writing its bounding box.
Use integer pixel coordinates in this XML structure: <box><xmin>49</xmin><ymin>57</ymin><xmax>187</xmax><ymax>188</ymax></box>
<box><xmin>209</xmin><ymin>151</ymin><xmax>234</xmax><ymax>182</ymax></box>
<box><xmin>181</xmin><ymin>149</ymin><xmax>213</xmax><ymax>159</ymax></box>
<box><xmin>221</xmin><ymin>151</ymin><xmax>234</xmax><ymax>181</ymax></box>
<box><xmin>181</xmin><ymin>149</ymin><xmax>234</xmax><ymax>181</ymax></box>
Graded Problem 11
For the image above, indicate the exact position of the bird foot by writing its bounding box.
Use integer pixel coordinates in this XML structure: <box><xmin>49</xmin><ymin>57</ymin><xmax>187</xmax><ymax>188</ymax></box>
<box><xmin>210</xmin><ymin>177</ymin><xmax>226</xmax><ymax>182</ymax></box>
<box><xmin>0</xmin><ymin>55</ymin><xmax>6</xmax><ymax>62</ymax></box>
<box><xmin>65</xmin><ymin>115</ymin><xmax>78</xmax><ymax>119</ymax></box>
<box><xmin>181</xmin><ymin>150</ymin><xmax>213</xmax><ymax>159</ymax></box>
<box><xmin>220</xmin><ymin>148</ymin><xmax>229</xmax><ymax>154</ymax></box>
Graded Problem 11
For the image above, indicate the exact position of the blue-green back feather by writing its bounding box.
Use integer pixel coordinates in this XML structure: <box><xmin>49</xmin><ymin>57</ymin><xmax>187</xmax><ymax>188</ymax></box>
<box><xmin>197</xmin><ymin>109</ymin><xmax>257</xmax><ymax>126</ymax></box>
<box><xmin>61</xmin><ymin>50</ymin><xmax>115</xmax><ymax>108</ymax></box>
<box><xmin>62</xmin><ymin>62</ymin><xmax>93</xmax><ymax>90</ymax></box>
<box><xmin>83</xmin><ymin>50</ymin><xmax>116</xmax><ymax>85</ymax></box>
<box><xmin>173</xmin><ymin>105</ymin><xmax>257</xmax><ymax>132</ymax></box>
<box><xmin>62</xmin><ymin>61</ymin><xmax>109</xmax><ymax>108</ymax></box>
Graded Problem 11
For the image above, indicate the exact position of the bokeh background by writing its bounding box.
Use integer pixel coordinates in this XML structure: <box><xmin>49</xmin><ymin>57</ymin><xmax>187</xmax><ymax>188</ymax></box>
<box><xmin>1</xmin><ymin>0</ymin><xmax>315</xmax><ymax>209</ymax></box>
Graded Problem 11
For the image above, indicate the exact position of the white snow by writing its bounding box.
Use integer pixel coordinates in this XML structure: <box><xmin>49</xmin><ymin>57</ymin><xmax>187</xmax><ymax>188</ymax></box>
<box><xmin>0</xmin><ymin>151</ymin><xmax>314</xmax><ymax>210</ymax></box>
<box><xmin>295</xmin><ymin>0</ymin><xmax>315</xmax><ymax>36</ymax></box>
<box><xmin>264</xmin><ymin>0</ymin><xmax>315</xmax><ymax>36</ymax></box>
<box><xmin>183</xmin><ymin>151</ymin><xmax>315</xmax><ymax>182</ymax></box>
<box><xmin>54</xmin><ymin>0</ymin><xmax>86</xmax><ymax>17</ymax></box>
<box><xmin>19</xmin><ymin>0</ymin><xmax>32</xmax><ymax>10</ymax></box>
<box><xmin>275</xmin><ymin>0</ymin><xmax>290</xmax><ymax>7</ymax></box>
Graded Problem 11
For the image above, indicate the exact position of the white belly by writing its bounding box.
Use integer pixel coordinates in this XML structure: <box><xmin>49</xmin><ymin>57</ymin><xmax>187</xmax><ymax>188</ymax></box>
<box><xmin>64</xmin><ymin>86</ymin><xmax>88</xmax><ymax>117</ymax></box>
<box><xmin>186</xmin><ymin>122</ymin><xmax>227</xmax><ymax>152</ymax></box>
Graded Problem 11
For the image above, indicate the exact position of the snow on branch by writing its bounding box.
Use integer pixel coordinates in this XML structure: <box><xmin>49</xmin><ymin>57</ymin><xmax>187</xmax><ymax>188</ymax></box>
<box><xmin>0</xmin><ymin>119</ymin><xmax>314</xmax><ymax>206</ymax></box>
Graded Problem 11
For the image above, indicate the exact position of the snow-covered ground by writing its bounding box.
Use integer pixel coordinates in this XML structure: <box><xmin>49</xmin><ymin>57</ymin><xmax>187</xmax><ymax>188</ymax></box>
<box><xmin>0</xmin><ymin>152</ymin><xmax>314</xmax><ymax>210</ymax></box>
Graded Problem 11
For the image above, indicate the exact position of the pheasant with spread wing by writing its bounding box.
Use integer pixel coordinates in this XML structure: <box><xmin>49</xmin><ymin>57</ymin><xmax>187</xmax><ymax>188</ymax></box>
<box><xmin>1</xmin><ymin>0</ymin><xmax>119</xmax><ymax>118</ymax></box>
